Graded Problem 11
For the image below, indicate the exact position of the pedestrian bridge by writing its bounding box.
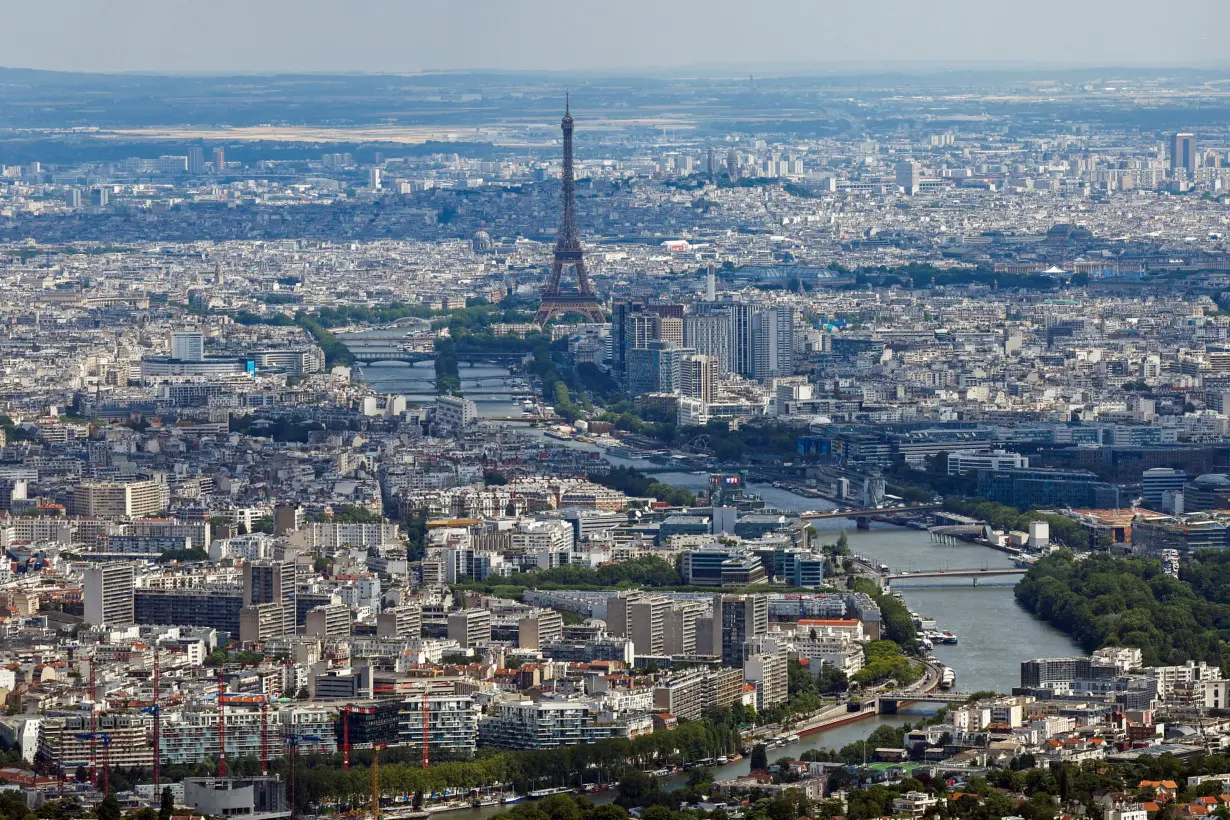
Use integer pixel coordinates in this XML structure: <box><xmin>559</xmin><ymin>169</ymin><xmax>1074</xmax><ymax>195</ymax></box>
<box><xmin>886</xmin><ymin>567</ymin><xmax>1025</xmax><ymax>585</ymax></box>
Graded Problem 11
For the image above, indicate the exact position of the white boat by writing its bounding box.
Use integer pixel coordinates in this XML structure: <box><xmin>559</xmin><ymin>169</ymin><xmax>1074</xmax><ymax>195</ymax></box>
<box><xmin>501</xmin><ymin>796</ymin><xmax>525</xmax><ymax>804</ymax></box>
<box><xmin>940</xmin><ymin>667</ymin><xmax>956</xmax><ymax>689</ymax></box>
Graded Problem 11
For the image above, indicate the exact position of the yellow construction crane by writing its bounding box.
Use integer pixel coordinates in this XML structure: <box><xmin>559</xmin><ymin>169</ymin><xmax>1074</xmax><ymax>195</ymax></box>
<box><xmin>370</xmin><ymin>744</ymin><xmax>386</xmax><ymax>818</ymax></box>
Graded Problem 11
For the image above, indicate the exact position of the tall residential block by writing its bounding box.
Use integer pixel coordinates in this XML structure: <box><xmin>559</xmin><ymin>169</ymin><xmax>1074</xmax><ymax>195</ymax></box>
<box><xmin>1170</xmin><ymin>132</ymin><xmax>1197</xmax><ymax>176</ymax></box>
<box><xmin>84</xmin><ymin>563</ymin><xmax>136</xmax><ymax>626</ymax></box>
<box><xmin>243</xmin><ymin>559</ymin><xmax>296</xmax><ymax>637</ymax></box>
<box><xmin>715</xmin><ymin>594</ymin><xmax>768</xmax><ymax>668</ymax></box>
<box><xmin>447</xmin><ymin>608</ymin><xmax>492</xmax><ymax>648</ymax></box>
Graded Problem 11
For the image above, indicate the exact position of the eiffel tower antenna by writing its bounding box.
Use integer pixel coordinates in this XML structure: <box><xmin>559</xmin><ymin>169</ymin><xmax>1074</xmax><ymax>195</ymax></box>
<box><xmin>533</xmin><ymin>95</ymin><xmax>605</xmax><ymax>328</ymax></box>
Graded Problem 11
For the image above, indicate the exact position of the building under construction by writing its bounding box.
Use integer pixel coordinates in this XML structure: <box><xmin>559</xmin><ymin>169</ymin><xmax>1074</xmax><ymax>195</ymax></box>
<box><xmin>397</xmin><ymin>693</ymin><xmax>479</xmax><ymax>757</ymax></box>
<box><xmin>38</xmin><ymin>712</ymin><xmax>154</xmax><ymax>770</ymax></box>
<box><xmin>37</xmin><ymin>704</ymin><xmax>335</xmax><ymax>770</ymax></box>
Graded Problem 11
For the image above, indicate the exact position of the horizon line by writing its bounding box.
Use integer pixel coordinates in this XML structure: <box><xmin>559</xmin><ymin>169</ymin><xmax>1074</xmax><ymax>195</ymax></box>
<box><xmin>3</xmin><ymin>60</ymin><xmax>1230</xmax><ymax>80</ymax></box>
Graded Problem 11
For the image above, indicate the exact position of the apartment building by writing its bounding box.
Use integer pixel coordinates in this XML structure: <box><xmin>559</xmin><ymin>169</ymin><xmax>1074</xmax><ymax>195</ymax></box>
<box><xmin>160</xmin><ymin>706</ymin><xmax>335</xmax><ymax>766</ymax></box>
<box><xmin>244</xmin><ymin>559</ymin><xmax>296</xmax><ymax>638</ymax></box>
<box><xmin>294</xmin><ymin>522</ymin><xmax>401</xmax><ymax>549</ymax></box>
<box><xmin>517</xmin><ymin>610</ymin><xmax>564</xmax><ymax>651</ymax></box>
<box><xmin>447</xmin><ymin>608</ymin><xmax>492</xmax><ymax>648</ymax></box>
<box><xmin>376</xmin><ymin>605</ymin><xmax>423</xmax><ymax>640</ymax></box>
<box><xmin>305</xmin><ymin>604</ymin><xmax>352</xmax><ymax>638</ymax></box>
<box><xmin>394</xmin><ymin>693</ymin><xmax>480</xmax><ymax>755</ymax></box>
<box><xmin>652</xmin><ymin>668</ymin><xmax>744</xmax><ymax>720</ymax></box>
<box><xmin>39</xmin><ymin>712</ymin><xmax>153</xmax><ymax>769</ymax></box>
<box><xmin>239</xmin><ymin>602</ymin><xmax>286</xmax><ymax>645</ymax></box>
<box><xmin>716</xmin><ymin>594</ymin><xmax>768</xmax><ymax>668</ymax></box>
<box><xmin>134</xmin><ymin>588</ymin><xmax>244</xmax><ymax>634</ymax></box>
<box><xmin>84</xmin><ymin>563</ymin><xmax>136</xmax><ymax>626</ymax></box>
<box><xmin>743</xmin><ymin>636</ymin><xmax>789</xmax><ymax>712</ymax></box>
<box><xmin>72</xmin><ymin>479</ymin><xmax>168</xmax><ymax>518</ymax></box>
<box><xmin>662</xmin><ymin>601</ymin><xmax>703</xmax><ymax>656</ymax></box>
<box><xmin>478</xmin><ymin>700</ymin><xmax>594</xmax><ymax>750</ymax></box>
<box><xmin>435</xmin><ymin>396</ymin><xmax>478</xmax><ymax>431</ymax></box>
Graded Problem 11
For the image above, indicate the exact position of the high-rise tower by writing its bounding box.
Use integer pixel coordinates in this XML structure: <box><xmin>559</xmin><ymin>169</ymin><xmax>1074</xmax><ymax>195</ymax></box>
<box><xmin>1170</xmin><ymin>132</ymin><xmax>1197</xmax><ymax>177</ymax></box>
<box><xmin>533</xmin><ymin>96</ymin><xmax>605</xmax><ymax>327</ymax></box>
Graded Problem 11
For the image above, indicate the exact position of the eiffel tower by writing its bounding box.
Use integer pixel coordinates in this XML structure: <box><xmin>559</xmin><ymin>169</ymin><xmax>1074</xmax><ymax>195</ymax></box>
<box><xmin>533</xmin><ymin>95</ymin><xmax>605</xmax><ymax>328</ymax></box>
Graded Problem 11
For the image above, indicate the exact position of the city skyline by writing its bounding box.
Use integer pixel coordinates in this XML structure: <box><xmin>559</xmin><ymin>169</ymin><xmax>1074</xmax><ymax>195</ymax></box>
<box><xmin>5</xmin><ymin>8</ymin><xmax>1230</xmax><ymax>819</ymax></box>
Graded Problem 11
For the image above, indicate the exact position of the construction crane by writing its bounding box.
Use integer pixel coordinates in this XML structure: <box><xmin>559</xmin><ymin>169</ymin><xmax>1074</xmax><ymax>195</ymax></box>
<box><xmin>217</xmin><ymin>671</ymin><xmax>228</xmax><ymax>778</ymax></box>
<box><xmin>88</xmin><ymin>656</ymin><xmax>98</xmax><ymax>786</ymax></box>
<box><xmin>417</xmin><ymin>682</ymin><xmax>452</xmax><ymax>770</ymax></box>
<box><xmin>341</xmin><ymin>705</ymin><xmax>375</xmax><ymax>771</ymax></box>
<box><xmin>150</xmin><ymin>643</ymin><xmax>162</xmax><ymax>792</ymax></box>
<box><xmin>422</xmin><ymin>689</ymin><xmax>430</xmax><ymax>769</ymax></box>
<box><xmin>140</xmin><ymin>704</ymin><xmax>161</xmax><ymax>792</ymax></box>
<box><xmin>285</xmin><ymin>732</ymin><xmax>323</xmax><ymax>820</ymax></box>
<box><xmin>75</xmin><ymin>732</ymin><xmax>111</xmax><ymax>795</ymax></box>
<box><xmin>218</xmin><ymin>694</ymin><xmax>272</xmax><ymax>775</ymax></box>
<box><xmin>261</xmin><ymin>697</ymin><xmax>269</xmax><ymax>776</ymax></box>
<box><xmin>370</xmin><ymin>743</ymin><xmax>387</xmax><ymax>818</ymax></box>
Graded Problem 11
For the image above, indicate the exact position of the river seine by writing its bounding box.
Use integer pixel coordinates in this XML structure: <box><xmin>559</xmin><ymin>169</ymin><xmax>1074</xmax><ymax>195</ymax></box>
<box><xmin>353</xmin><ymin>360</ymin><xmax>1084</xmax><ymax>816</ymax></box>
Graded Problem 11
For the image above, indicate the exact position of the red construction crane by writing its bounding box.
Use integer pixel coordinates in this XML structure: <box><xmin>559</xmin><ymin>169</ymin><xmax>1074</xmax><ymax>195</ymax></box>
<box><xmin>413</xmin><ymin>682</ymin><xmax>452</xmax><ymax>770</ymax></box>
<box><xmin>261</xmin><ymin>698</ymin><xmax>269</xmax><ymax>776</ymax></box>
<box><xmin>422</xmin><ymin>689</ymin><xmax>430</xmax><ymax>769</ymax></box>
<box><xmin>75</xmin><ymin>733</ymin><xmax>110</xmax><ymax>795</ymax></box>
<box><xmin>217</xmin><ymin>693</ymin><xmax>271</xmax><ymax>775</ymax></box>
<box><xmin>341</xmin><ymin>705</ymin><xmax>376</xmax><ymax>770</ymax></box>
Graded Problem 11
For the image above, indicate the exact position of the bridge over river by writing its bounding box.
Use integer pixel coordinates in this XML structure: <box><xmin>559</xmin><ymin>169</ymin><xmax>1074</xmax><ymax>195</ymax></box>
<box><xmin>350</xmin><ymin>348</ymin><xmax>527</xmax><ymax>365</ymax></box>
<box><xmin>886</xmin><ymin>567</ymin><xmax>1026</xmax><ymax>586</ymax></box>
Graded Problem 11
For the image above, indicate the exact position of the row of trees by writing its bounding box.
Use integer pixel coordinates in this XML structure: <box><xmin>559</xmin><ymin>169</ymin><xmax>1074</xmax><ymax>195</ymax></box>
<box><xmin>435</xmin><ymin>337</ymin><xmax>462</xmax><ymax>394</ymax></box>
<box><xmin>518</xmin><ymin>555</ymin><xmax>684</xmax><ymax>589</ymax></box>
<box><xmin>595</xmin><ymin>467</ymin><xmax>697</xmax><ymax>506</ymax></box>
<box><xmin>294</xmin><ymin>312</ymin><xmax>354</xmax><ymax>368</ymax></box>
<box><xmin>844</xmin><ymin>261</ymin><xmax>1087</xmax><ymax>292</ymax></box>
<box><xmin>684</xmin><ymin>420</ymin><xmax>808</xmax><ymax>463</ymax></box>
<box><xmin>281</xmin><ymin>711</ymin><xmax>743</xmax><ymax>810</ymax></box>
<box><xmin>852</xmin><ymin>640</ymin><xmax>926</xmax><ymax>687</ymax></box>
<box><xmin>1015</xmin><ymin>550</ymin><xmax>1230</xmax><ymax>669</ymax></box>
<box><xmin>497</xmin><ymin>794</ymin><xmax>629</xmax><ymax>820</ymax></box>
<box><xmin>943</xmin><ymin>497</ymin><xmax>1093</xmax><ymax>549</ymax></box>
<box><xmin>757</xmin><ymin>658</ymin><xmax>844</xmax><ymax>725</ymax></box>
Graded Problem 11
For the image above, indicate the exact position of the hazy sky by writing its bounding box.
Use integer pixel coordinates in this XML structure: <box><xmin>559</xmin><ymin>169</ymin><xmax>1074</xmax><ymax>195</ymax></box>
<box><xmin>8</xmin><ymin>0</ymin><xmax>1228</xmax><ymax>74</ymax></box>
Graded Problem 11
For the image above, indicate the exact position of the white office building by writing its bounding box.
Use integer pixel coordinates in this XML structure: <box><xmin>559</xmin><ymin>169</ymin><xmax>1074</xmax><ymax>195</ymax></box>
<box><xmin>171</xmin><ymin>330</ymin><xmax>205</xmax><ymax>362</ymax></box>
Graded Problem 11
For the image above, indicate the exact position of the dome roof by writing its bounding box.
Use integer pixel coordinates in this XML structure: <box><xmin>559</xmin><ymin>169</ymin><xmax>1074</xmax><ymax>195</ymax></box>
<box><xmin>1194</xmin><ymin>473</ymin><xmax>1230</xmax><ymax>487</ymax></box>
